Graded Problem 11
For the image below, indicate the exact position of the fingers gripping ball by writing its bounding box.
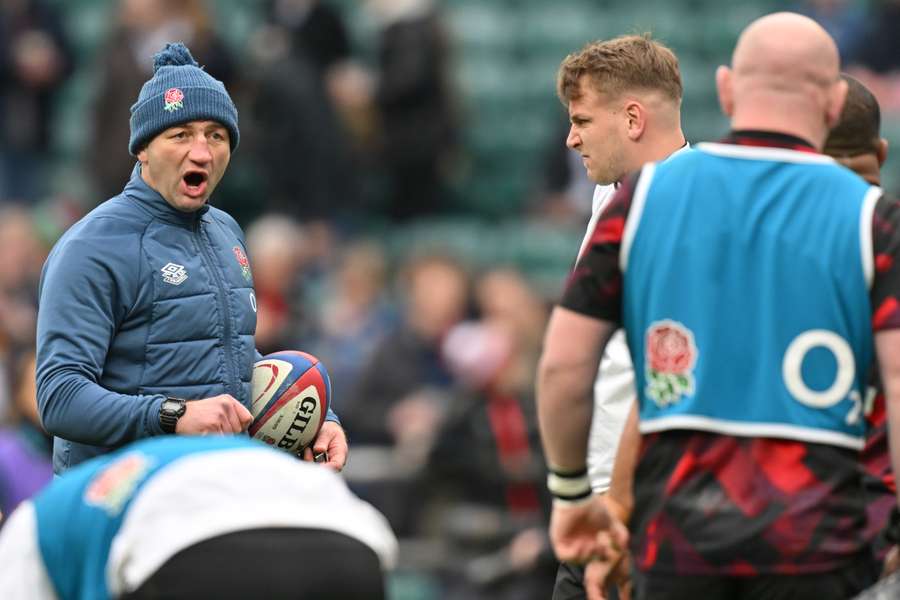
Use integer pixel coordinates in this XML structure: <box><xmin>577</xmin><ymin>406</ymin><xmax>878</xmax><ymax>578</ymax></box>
<box><xmin>249</xmin><ymin>351</ymin><xmax>331</xmax><ymax>454</ymax></box>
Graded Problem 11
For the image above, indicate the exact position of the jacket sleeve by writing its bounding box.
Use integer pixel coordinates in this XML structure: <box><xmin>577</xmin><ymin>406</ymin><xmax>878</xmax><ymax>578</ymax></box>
<box><xmin>36</xmin><ymin>231</ymin><xmax>165</xmax><ymax>446</ymax></box>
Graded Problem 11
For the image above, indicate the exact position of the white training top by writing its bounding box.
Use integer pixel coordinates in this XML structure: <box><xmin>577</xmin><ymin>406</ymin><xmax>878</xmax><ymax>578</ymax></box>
<box><xmin>0</xmin><ymin>448</ymin><xmax>398</xmax><ymax>599</ymax></box>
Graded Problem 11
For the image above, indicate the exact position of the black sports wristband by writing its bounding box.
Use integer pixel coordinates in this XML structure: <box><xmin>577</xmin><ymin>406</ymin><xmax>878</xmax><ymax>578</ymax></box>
<box><xmin>546</xmin><ymin>465</ymin><xmax>592</xmax><ymax>504</ymax></box>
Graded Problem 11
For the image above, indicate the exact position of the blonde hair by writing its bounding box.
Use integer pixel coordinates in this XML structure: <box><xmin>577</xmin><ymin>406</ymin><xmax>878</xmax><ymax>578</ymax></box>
<box><xmin>557</xmin><ymin>34</ymin><xmax>682</xmax><ymax>105</ymax></box>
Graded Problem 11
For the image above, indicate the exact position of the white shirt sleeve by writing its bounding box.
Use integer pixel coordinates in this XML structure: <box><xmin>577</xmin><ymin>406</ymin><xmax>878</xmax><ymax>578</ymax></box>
<box><xmin>0</xmin><ymin>502</ymin><xmax>58</xmax><ymax>600</ymax></box>
<box><xmin>576</xmin><ymin>184</ymin><xmax>617</xmax><ymax>260</ymax></box>
<box><xmin>587</xmin><ymin>330</ymin><xmax>636</xmax><ymax>493</ymax></box>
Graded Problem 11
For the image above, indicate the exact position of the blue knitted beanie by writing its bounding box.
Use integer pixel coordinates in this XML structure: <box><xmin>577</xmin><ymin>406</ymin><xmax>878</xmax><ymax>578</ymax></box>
<box><xmin>128</xmin><ymin>42</ymin><xmax>239</xmax><ymax>155</ymax></box>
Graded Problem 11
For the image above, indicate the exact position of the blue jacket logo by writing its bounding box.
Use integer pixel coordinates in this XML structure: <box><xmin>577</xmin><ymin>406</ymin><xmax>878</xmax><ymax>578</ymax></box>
<box><xmin>161</xmin><ymin>262</ymin><xmax>188</xmax><ymax>285</ymax></box>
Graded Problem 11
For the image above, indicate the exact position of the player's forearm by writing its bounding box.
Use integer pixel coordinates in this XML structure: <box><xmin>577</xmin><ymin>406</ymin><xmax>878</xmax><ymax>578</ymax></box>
<box><xmin>537</xmin><ymin>358</ymin><xmax>595</xmax><ymax>472</ymax></box>
<box><xmin>537</xmin><ymin>308</ymin><xmax>614</xmax><ymax>472</ymax></box>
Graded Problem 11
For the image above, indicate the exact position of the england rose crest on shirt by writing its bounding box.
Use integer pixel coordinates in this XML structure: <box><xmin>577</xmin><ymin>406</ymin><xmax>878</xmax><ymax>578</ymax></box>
<box><xmin>645</xmin><ymin>320</ymin><xmax>698</xmax><ymax>407</ymax></box>
<box><xmin>233</xmin><ymin>246</ymin><xmax>252</xmax><ymax>282</ymax></box>
<box><xmin>84</xmin><ymin>453</ymin><xmax>155</xmax><ymax>516</ymax></box>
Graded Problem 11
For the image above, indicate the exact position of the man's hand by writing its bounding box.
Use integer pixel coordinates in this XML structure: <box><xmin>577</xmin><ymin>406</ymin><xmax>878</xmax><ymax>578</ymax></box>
<box><xmin>550</xmin><ymin>495</ymin><xmax>628</xmax><ymax>565</ymax></box>
<box><xmin>884</xmin><ymin>544</ymin><xmax>900</xmax><ymax>577</ymax></box>
<box><xmin>301</xmin><ymin>420</ymin><xmax>348</xmax><ymax>471</ymax></box>
<box><xmin>175</xmin><ymin>395</ymin><xmax>252</xmax><ymax>434</ymax></box>
<box><xmin>584</xmin><ymin>531</ymin><xmax>632</xmax><ymax>600</ymax></box>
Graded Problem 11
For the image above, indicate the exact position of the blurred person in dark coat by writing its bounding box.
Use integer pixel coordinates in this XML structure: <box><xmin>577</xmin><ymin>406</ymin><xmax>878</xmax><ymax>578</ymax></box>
<box><xmin>424</xmin><ymin>269</ymin><xmax>556</xmax><ymax>600</ymax></box>
<box><xmin>244</xmin><ymin>20</ymin><xmax>360</xmax><ymax>221</ymax></box>
<box><xmin>346</xmin><ymin>253</ymin><xmax>470</xmax><ymax>447</ymax></box>
<box><xmin>0</xmin><ymin>0</ymin><xmax>72</xmax><ymax>203</ymax></box>
<box><xmin>367</xmin><ymin>0</ymin><xmax>459</xmax><ymax>220</ymax></box>
<box><xmin>344</xmin><ymin>253</ymin><xmax>470</xmax><ymax>535</ymax></box>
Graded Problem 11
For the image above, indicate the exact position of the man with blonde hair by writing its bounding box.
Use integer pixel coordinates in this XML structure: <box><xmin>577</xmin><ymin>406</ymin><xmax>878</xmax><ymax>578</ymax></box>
<box><xmin>539</xmin><ymin>13</ymin><xmax>900</xmax><ymax>600</ymax></box>
<box><xmin>550</xmin><ymin>34</ymin><xmax>688</xmax><ymax>600</ymax></box>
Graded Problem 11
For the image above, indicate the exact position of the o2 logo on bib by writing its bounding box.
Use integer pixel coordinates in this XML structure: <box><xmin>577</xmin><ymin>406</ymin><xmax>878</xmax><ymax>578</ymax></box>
<box><xmin>782</xmin><ymin>329</ymin><xmax>861</xmax><ymax>424</ymax></box>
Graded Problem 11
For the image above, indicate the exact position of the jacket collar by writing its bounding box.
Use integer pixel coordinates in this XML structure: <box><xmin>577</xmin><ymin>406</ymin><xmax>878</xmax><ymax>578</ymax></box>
<box><xmin>122</xmin><ymin>162</ymin><xmax>209</xmax><ymax>226</ymax></box>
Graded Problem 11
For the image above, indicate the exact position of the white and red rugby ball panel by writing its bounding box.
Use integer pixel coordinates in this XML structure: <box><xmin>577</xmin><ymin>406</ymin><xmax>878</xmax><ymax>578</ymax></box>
<box><xmin>249</xmin><ymin>350</ymin><xmax>330</xmax><ymax>454</ymax></box>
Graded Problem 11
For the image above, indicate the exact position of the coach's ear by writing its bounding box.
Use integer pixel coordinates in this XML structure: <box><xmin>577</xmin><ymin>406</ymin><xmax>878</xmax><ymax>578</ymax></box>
<box><xmin>716</xmin><ymin>65</ymin><xmax>734</xmax><ymax>118</ymax></box>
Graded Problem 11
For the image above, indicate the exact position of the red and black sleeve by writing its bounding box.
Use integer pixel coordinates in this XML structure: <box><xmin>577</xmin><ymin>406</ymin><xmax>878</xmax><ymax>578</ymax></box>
<box><xmin>871</xmin><ymin>194</ymin><xmax>900</xmax><ymax>331</ymax></box>
<box><xmin>559</xmin><ymin>170</ymin><xmax>640</xmax><ymax>324</ymax></box>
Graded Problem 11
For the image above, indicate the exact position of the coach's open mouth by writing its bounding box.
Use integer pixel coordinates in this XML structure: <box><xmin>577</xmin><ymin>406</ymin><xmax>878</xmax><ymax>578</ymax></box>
<box><xmin>182</xmin><ymin>171</ymin><xmax>209</xmax><ymax>198</ymax></box>
<box><xmin>184</xmin><ymin>171</ymin><xmax>207</xmax><ymax>186</ymax></box>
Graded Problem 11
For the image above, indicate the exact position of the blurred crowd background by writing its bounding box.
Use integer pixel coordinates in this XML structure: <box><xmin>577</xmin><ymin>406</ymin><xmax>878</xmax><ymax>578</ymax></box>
<box><xmin>0</xmin><ymin>0</ymin><xmax>899</xmax><ymax>598</ymax></box>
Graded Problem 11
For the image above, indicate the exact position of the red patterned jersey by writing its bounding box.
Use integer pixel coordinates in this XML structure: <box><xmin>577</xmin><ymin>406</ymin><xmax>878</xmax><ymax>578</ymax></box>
<box><xmin>560</xmin><ymin>131</ymin><xmax>900</xmax><ymax>574</ymax></box>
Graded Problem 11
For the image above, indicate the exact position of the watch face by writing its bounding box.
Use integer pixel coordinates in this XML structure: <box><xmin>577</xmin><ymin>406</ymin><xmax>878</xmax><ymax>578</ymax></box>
<box><xmin>162</xmin><ymin>399</ymin><xmax>186</xmax><ymax>416</ymax></box>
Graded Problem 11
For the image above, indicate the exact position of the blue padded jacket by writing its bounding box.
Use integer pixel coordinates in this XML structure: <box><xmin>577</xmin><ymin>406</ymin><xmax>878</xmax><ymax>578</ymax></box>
<box><xmin>37</xmin><ymin>164</ymin><xmax>260</xmax><ymax>473</ymax></box>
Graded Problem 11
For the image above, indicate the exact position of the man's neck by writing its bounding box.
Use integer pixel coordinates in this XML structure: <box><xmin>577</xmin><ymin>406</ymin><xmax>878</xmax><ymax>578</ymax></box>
<box><xmin>629</xmin><ymin>127</ymin><xmax>687</xmax><ymax>171</ymax></box>
<box><xmin>730</xmin><ymin>104</ymin><xmax>827</xmax><ymax>152</ymax></box>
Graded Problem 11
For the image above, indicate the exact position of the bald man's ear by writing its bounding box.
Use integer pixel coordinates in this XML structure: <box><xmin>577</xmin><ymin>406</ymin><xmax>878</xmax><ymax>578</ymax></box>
<box><xmin>623</xmin><ymin>100</ymin><xmax>646</xmax><ymax>141</ymax></box>
<box><xmin>878</xmin><ymin>138</ymin><xmax>889</xmax><ymax>167</ymax></box>
<box><xmin>715</xmin><ymin>65</ymin><xmax>734</xmax><ymax>118</ymax></box>
<box><xmin>825</xmin><ymin>78</ymin><xmax>848</xmax><ymax>129</ymax></box>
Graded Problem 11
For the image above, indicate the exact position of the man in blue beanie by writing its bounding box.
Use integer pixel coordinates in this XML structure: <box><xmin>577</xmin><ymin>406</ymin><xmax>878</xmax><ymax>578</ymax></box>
<box><xmin>35</xmin><ymin>42</ymin><xmax>348</xmax><ymax>474</ymax></box>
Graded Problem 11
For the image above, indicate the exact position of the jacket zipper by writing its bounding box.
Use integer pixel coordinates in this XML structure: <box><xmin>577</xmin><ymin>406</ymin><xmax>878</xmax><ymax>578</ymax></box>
<box><xmin>194</xmin><ymin>218</ymin><xmax>239</xmax><ymax>397</ymax></box>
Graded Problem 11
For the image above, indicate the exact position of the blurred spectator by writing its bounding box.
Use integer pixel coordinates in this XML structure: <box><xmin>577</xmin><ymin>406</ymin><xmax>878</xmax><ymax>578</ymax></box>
<box><xmin>854</xmin><ymin>0</ymin><xmax>900</xmax><ymax>75</ymax></box>
<box><xmin>0</xmin><ymin>0</ymin><xmax>72</xmax><ymax>203</ymax></box>
<box><xmin>346</xmin><ymin>252</ymin><xmax>470</xmax><ymax>447</ymax></box>
<box><xmin>847</xmin><ymin>0</ymin><xmax>900</xmax><ymax>114</ymax></box>
<box><xmin>0</xmin><ymin>350</ymin><xmax>52</xmax><ymax>519</ymax></box>
<box><xmin>793</xmin><ymin>0</ymin><xmax>867</xmax><ymax>63</ymax></box>
<box><xmin>0</xmin><ymin>206</ymin><xmax>42</xmax><ymax>419</ymax></box>
<box><xmin>310</xmin><ymin>241</ymin><xmax>397</xmax><ymax>411</ymax></box>
<box><xmin>345</xmin><ymin>252</ymin><xmax>470</xmax><ymax>535</ymax></box>
<box><xmin>245</xmin><ymin>214</ymin><xmax>314</xmax><ymax>355</ymax></box>
<box><xmin>534</xmin><ymin>119</ymin><xmax>594</xmax><ymax>225</ymax></box>
<box><xmin>244</xmin><ymin>16</ymin><xmax>360</xmax><ymax>221</ymax></box>
<box><xmin>367</xmin><ymin>0</ymin><xmax>459</xmax><ymax>220</ymax></box>
<box><xmin>88</xmin><ymin>0</ymin><xmax>237</xmax><ymax>202</ymax></box>
<box><xmin>266</xmin><ymin>0</ymin><xmax>351</xmax><ymax>75</ymax></box>
<box><xmin>423</xmin><ymin>268</ymin><xmax>555</xmax><ymax>600</ymax></box>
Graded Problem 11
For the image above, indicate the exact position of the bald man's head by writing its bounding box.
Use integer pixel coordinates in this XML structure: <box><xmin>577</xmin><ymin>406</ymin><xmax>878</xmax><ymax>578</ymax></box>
<box><xmin>732</xmin><ymin>12</ymin><xmax>840</xmax><ymax>88</ymax></box>
<box><xmin>716</xmin><ymin>12</ymin><xmax>848</xmax><ymax>147</ymax></box>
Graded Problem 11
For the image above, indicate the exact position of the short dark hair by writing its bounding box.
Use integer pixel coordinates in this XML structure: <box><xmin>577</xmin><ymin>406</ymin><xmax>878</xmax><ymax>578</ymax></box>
<box><xmin>824</xmin><ymin>74</ymin><xmax>881</xmax><ymax>157</ymax></box>
<box><xmin>556</xmin><ymin>34</ymin><xmax>683</xmax><ymax>105</ymax></box>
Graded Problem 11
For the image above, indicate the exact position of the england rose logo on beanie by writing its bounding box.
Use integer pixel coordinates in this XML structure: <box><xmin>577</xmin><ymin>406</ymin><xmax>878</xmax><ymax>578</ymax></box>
<box><xmin>645</xmin><ymin>319</ymin><xmax>698</xmax><ymax>407</ymax></box>
<box><xmin>163</xmin><ymin>87</ymin><xmax>184</xmax><ymax>112</ymax></box>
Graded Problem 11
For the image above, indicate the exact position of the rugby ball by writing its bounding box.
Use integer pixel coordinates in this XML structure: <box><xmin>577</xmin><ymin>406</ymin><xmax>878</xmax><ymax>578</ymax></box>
<box><xmin>249</xmin><ymin>350</ymin><xmax>330</xmax><ymax>454</ymax></box>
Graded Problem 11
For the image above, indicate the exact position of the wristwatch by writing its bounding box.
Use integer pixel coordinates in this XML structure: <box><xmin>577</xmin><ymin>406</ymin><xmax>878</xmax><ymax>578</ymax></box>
<box><xmin>159</xmin><ymin>397</ymin><xmax>187</xmax><ymax>434</ymax></box>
